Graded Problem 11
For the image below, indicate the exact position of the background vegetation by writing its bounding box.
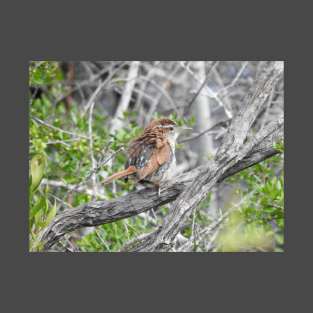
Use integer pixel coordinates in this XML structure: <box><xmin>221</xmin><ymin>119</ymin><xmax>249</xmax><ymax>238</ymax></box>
<box><xmin>29</xmin><ymin>61</ymin><xmax>284</xmax><ymax>252</ymax></box>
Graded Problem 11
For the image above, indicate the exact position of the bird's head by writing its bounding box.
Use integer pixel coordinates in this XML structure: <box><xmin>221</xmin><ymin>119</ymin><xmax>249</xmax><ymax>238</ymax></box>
<box><xmin>145</xmin><ymin>118</ymin><xmax>192</xmax><ymax>141</ymax></box>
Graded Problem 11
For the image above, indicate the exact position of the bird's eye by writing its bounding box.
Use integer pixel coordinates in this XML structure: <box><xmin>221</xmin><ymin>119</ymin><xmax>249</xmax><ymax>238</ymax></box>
<box><xmin>169</xmin><ymin>126</ymin><xmax>174</xmax><ymax>131</ymax></box>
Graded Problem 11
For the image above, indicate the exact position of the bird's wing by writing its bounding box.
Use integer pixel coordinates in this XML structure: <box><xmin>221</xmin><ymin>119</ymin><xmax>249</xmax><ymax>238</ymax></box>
<box><xmin>126</xmin><ymin>136</ymin><xmax>171</xmax><ymax>181</ymax></box>
<box><xmin>137</xmin><ymin>143</ymin><xmax>171</xmax><ymax>180</ymax></box>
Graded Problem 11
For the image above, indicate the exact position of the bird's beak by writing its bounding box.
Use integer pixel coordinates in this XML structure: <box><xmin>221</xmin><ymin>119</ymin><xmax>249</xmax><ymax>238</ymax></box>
<box><xmin>176</xmin><ymin>126</ymin><xmax>193</xmax><ymax>134</ymax></box>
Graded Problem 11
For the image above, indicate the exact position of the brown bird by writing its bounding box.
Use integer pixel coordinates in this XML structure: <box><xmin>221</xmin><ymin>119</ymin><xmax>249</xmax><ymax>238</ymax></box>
<box><xmin>104</xmin><ymin>118</ymin><xmax>191</xmax><ymax>195</ymax></box>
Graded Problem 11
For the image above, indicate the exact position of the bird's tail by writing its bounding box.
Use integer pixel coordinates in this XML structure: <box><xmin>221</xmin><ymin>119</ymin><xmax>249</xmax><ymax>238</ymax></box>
<box><xmin>103</xmin><ymin>166</ymin><xmax>137</xmax><ymax>184</ymax></box>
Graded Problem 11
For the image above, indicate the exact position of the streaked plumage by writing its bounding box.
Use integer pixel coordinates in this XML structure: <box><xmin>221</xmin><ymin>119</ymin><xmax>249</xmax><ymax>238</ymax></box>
<box><xmin>104</xmin><ymin>118</ymin><xmax>177</xmax><ymax>187</ymax></box>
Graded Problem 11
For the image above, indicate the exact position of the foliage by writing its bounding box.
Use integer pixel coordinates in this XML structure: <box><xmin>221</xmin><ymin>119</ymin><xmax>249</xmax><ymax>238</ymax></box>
<box><xmin>29</xmin><ymin>154</ymin><xmax>47</xmax><ymax>194</ymax></box>
<box><xmin>215</xmin><ymin>211</ymin><xmax>276</xmax><ymax>252</ymax></box>
<box><xmin>224</xmin><ymin>149</ymin><xmax>284</xmax><ymax>251</ymax></box>
<box><xmin>77</xmin><ymin>217</ymin><xmax>153</xmax><ymax>252</ymax></box>
<box><xmin>29</xmin><ymin>61</ymin><xmax>62</xmax><ymax>86</ymax></box>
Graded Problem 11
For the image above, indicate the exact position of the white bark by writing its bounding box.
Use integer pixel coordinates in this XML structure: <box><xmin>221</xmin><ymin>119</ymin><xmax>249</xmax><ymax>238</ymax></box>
<box><xmin>191</xmin><ymin>61</ymin><xmax>215</xmax><ymax>163</ymax></box>
<box><xmin>110</xmin><ymin>61</ymin><xmax>140</xmax><ymax>133</ymax></box>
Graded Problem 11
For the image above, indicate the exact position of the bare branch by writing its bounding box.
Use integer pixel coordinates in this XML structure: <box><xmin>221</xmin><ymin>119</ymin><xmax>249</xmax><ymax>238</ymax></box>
<box><xmin>178</xmin><ymin>118</ymin><xmax>231</xmax><ymax>144</ymax></box>
<box><xmin>183</xmin><ymin>61</ymin><xmax>220</xmax><ymax>112</ymax></box>
<box><xmin>31</xmin><ymin>116</ymin><xmax>88</xmax><ymax>139</ymax></box>
<box><xmin>41</xmin><ymin>179</ymin><xmax>105</xmax><ymax>199</ymax></box>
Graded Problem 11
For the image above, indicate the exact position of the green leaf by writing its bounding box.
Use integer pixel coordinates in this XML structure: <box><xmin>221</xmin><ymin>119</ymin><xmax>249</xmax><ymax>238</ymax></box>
<box><xmin>30</xmin><ymin>154</ymin><xmax>47</xmax><ymax>193</ymax></box>
<box><xmin>34</xmin><ymin>208</ymin><xmax>44</xmax><ymax>227</ymax></box>
<box><xmin>45</xmin><ymin>201</ymin><xmax>57</xmax><ymax>226</ymax></box>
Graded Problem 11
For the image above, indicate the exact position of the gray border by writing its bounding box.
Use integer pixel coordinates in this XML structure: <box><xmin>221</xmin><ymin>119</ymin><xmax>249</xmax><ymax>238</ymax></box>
<box><xmin>1</xmin><ymin>1</ymin><xmax>311</xmax><ymax>311</ymax></box>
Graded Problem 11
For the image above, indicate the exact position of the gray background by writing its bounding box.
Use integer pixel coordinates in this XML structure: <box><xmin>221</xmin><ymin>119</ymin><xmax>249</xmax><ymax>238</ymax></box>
<box><xmin>0</xmin><ymin>0</ymin><xmax>310</xmax><ymax>312</ymax></box>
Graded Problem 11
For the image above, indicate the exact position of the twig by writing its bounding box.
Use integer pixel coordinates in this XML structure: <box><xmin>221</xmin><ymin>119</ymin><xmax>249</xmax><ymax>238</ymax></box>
<box><xmin>144</xmin><ymin>63</ymin><xmax>182</xmax><ymax>123</ymax></box>
<box><xmin>55</xmin><ymin>62</ymin><xmax>128</xmax><ymax>107</ymax></box>
<box><xmin>218</xmin><ymin>61</ymin><xmax>249</xmax><ymax>94</ymax></box>
<box><xmin>111</xmin><ymin>75</ymin><xmax>181</xmax><ymax>119</ymax></box>
<box><xmin>203</xmin><ymin>190</ymin><xmax>256</xmax><ymax>251</ymax></box>
<box><xmin>184</xmin><ymin>61</ymin><xmax>219</xmax><ymax>112</ymax></box>
<box><xmin>82</xmin><ymin>62</ymin><xmax>129</xmax><ymax>115</ymax></box>
<box><xmin>178</xmin><ymin>210</ymin><xmax>228</xmax><ymax>252</ymax></box>
<box><xmin>178</xmin><ymin>118</ymin><xmax>231</xmax><ymax>144</ymax></box>
<box><xmin>31</xmin><ymin>116</ymin><xmax>88</xmax><ymax>139</ymax></box>
<box><xmin>86</xmin><ymin>82</ymin><xmax>105</xmax><ymax>197</ymax></box>
<box><xmin>41</xmin><ymin>179</ymin><xmax>106</xmax><ymax>199</ymax></box>
<box><xmin>41</xmin><ymin>146</ymin><xmax>125</xmax><ymax>201</ymax></box>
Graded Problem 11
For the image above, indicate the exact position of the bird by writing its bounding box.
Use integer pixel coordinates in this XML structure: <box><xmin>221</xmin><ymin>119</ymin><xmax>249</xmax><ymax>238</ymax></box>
<box><xmin>104</xmin><ymin>118</ymin><xmax>191</xmax><ymax>195</ymax></box>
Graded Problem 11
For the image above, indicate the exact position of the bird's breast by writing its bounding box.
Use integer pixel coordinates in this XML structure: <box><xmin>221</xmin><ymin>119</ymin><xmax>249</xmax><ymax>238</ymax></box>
<box><xmin>148</xmin><ymin>147</ymin><xmax>176</xmax><ymax>183</ymax></box>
